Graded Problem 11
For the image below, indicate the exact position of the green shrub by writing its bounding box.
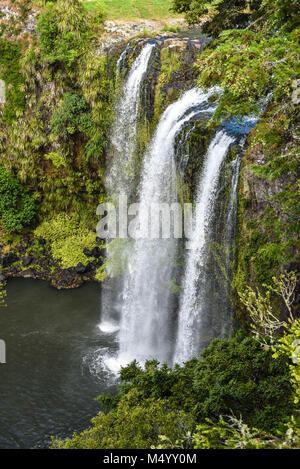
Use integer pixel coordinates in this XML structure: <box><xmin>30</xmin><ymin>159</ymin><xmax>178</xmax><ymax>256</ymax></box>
<box><xmin>172</xmin><ymin>0</ymin><xmax>299</xmax><ymax>34</ymax></box>
<box><xmin>196</xmin><ymin>29</ymin><xmax>300</xmax><ymax>121</ymax></box>
<box><xmin>36</xmin><ymin>0</ymin><xmax>92</xmax><ymax>67</ymax></box>
<box><xmin>0</xmin><ymin>167</ymin><xmax>35</xmax><ymax>233</ymax></box>
<box><xmin>193</xmin><ymin>416</ymin><xmax>300</xmax><ymax>449</ymax></box>
<box><xmin>51</xmin><ymin>389</ymin><xmax>195</xmax><ymax>449</ymax></box>
<box><xmin>34</xmin><ymin>213</ymin><xmax>97</xmax><ymax>268</ymax></box>
<box><xmin>50</xmin><ymin>93</ymin><xmax>92</xmax><ymax>140</ymax></box>
<box><xmin>112</xmin><ymin>335</ymin><xmax>295</xmax><ymax>433</ymax></box>
<box><xmin>45</xmin><ymin>152</ymin><xmax>66</xmax><ymax>168</ymax></box>
<box><xmin>273</xmin><ymin>319</ymin><xmax>300</xmax><ymax>404</ymax></box>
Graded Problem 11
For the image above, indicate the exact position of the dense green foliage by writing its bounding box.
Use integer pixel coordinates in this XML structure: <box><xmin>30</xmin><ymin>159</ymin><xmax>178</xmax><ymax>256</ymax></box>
<box><xmin>50</xmin><ymin>93</ymin><xmax>92</xmax><ymax>140</ymax></box>
<box><xmin>34</xmin><ymin>214</ymin><xmax>97</xmax><ymax>268</ymax></box>
<box><xmin>273</xmin><ymin>319</ymin><xmax>300</xmax><ymax>404</ymax></box>
<box><xmin>192</xmin><ymin>415</ymin><xmax>300</xmax><ymax>449</ymax></box>
<box><xmin>113</xmin><ymin>335</ymin><xmax>294</xmax><ymax>432</ymax></box>
<box><xmin>52</xmin><ymin>333</ymin><xmax>298</xmax><ymax>448</ymax></box>
<box><xmin>0</xmin><ymin>38</ymin><xmax>25</xmax><ymax>123</ymax></box>
<box><xmin>52</xmin><ymin>389</ymin><xmax>194</xmax><ymax>449</ymax></box>
<box><xmin>196</xmin><ymin>29</ymin><xmax>299</xmax><ymax>120</ymax></box>
<box><xmin>172</xmin><ymin>0</ymin><xmax>299</xmax><ymax>34</ymax></box>
<box><xmin>0</xmin><ymin>168</ymin><xmax>35</xmax><ymax>233</ymax></box>
<box><xmin>0</xmin><ymin>0</ymin><xmax>113</xmax><ymax>231</ymax></box>
<box><xmin>36</xmin><ymin>0</ymin><xmax>95</xmax><ymax>67</ymax></box>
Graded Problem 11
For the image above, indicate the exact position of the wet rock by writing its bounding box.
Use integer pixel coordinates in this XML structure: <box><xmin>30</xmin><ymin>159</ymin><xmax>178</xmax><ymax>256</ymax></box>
<box><xmin>50</xmin><ymin>268</ymin><xmax>84</xmax><ymax>289</ymax></box>
<box><xmin>75</xmin><ymin>263</ymin><xmax>86</xmax><ymax>274</ymax></box>
<box><xmin>23</xmin><ymin>256</ymin><xmax>33</xmax><ymax>267</ymax></box>
<box><xmin>83</xmin><ymin>248</ymin><xmax>93</xmax><ymax>257</ymax></box>
<box><xmin>0</xmin><ymin>253</ymin><xmax>18</xmax><ymax>268</ymax></box>
<box><xmin>96</xmin><ymin>236</ymin><xmax>104</xmax><ymax>246</ymax></box>
<box><xmin>92</xmin><ymin>247</ymin><xmax>101</xmax><ymax>258</ymax></box>
<box><xmin>21</xmin><ymin>269</ymin><xmax>37</xmax><ymax>279</ymax></box>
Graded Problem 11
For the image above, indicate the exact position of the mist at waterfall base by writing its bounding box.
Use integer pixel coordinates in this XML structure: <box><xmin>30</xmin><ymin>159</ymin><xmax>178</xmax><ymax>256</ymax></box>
<box><xmin>97</xmin><ymin>42</ymin><xmax>264</xmax><ymax>373</ymax></box>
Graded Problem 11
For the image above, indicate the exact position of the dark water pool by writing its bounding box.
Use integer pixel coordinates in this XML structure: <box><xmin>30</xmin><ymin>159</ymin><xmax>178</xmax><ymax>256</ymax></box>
<box><xmin>0</xmin><ymin>279</ymin><xmax>118</xmax><ymax>449</ymax></box>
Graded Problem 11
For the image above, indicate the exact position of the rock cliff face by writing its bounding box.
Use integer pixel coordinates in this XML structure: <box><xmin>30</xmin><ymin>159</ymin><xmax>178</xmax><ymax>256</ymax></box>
<box><xmin>236</xmin><ymin>121</ymin><xmax>299</xmax><ymax>321</ymax></box>
<box><xmin>0</xmin><ymin>1</ymin><xmax>37</xmax><ymax>38</ymax></box>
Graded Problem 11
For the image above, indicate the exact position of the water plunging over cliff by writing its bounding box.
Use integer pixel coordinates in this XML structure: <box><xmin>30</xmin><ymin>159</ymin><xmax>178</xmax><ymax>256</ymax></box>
<box><xmin>107</xmin><ymin>43</ymin><xmax>155</xmax><ymax>196</ymax></box>
<box><xmin>173</xmin><ymin>131</ymin><xmax>235</xmax><ymax>364</ymax></box>
<box><xmin>102</xmin><ymin>41</ymin><xmax>266</xmax><ymax>370</ymax></box>
<box><xmin>112</xmin><ymin>88</ymin><xmax>219</xmax><ymax>369</ymax></box>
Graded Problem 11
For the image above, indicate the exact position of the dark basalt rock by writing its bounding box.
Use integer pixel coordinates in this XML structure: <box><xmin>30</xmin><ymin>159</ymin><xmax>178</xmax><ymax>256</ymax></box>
<box><xmin>84</xmin><ymin>262</ymin><xmax>92</xmax><ymax>273</ymax></box>
<box><xmin>75</xmin><ymin>262</ymin><xmax>86</xmax><ymax>274</ymax></box>
<box><xmin>0</xmin><ymin>253</ymin><xmax>18</xmax><ymax>268</ymax></box>
<box><xmin>83</xmin><ymin>248</ymin><xmax>93</xmax><ymax>257</ymax></box>
<box><xmin>21</xmin><ymin>269</ymin><xmax>37</xmax><ymax>279</ymax></box>
<box><xmin>92</xmin><ymin>247</ymin><xmax>101</xmax><ymax>258</ymax></box>
<box><xmin>96</xmin><ymin>237</ymin><xmax>105</xmax><ymax>246</ymax></box>
<box><xmin>50</xmin><ymin>268</ymin><xmax>84</xmax><ymax>289</ymax></box>
<box><xmin>23</xmin><ymin>256</ymin><xmax>33</xmax><ymax>267</ymax></box>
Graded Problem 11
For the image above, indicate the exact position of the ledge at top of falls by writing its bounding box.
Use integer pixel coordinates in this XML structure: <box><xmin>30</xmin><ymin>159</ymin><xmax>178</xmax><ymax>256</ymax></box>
<box><xmin>96</xmin><ymin>20</ymin><xmax>210</xmax><ymax>55</ymax></box>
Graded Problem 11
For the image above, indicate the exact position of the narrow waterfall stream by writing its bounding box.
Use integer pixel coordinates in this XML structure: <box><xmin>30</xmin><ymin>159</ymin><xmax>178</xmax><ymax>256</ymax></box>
<box><xmin>99</xmin><ymin>43</ymin><xmax>156</xmax><ymax>334</ymax></box>
<box><xmin>107</xmin><ymin>42</ymin><xmax>156</xmax><ymax>196</ymax></box>
<box><xmin>173</xmin><ymin>131</ymin><xmax>235</xmax><ymax>364</ymax></box>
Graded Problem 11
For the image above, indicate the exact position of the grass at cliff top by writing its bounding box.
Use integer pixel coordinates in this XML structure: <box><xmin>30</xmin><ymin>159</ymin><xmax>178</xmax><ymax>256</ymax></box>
<box><xmin>83</xmin><ymin>0</ymin><xmax>180</xmax><ymax>20</ymax></box>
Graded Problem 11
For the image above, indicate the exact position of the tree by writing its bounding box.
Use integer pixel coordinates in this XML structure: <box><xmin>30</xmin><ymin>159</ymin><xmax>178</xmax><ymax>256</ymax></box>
<box><xmin>51</xmin><ymin>389</ymin><xmax>195</xmax><ymax>449</ymax></box>
<box><xmin>50</xmin><ymin>93</ymin><xmax>92</xmax><ymax>140</ymax></box>
<box><xmin>36</xmin><ymin>0</ymin><xmax>95</xmax><ymax>67</ymax></box>
<box><xmin>171</xmin><ymin>0</ymin><xmax>299</xmax><ymax>35</ymax></box>
<box><xmin>102</xmin><ymin>335</ymin><xmax>295</xmax><ymax>433</ymax></box>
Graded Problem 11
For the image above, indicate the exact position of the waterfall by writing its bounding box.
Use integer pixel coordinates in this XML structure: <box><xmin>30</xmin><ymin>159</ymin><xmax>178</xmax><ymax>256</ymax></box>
<box><xmin>173</xmin><ymin>130</ymin><xmax>235</xmax><ymax>364</ymax></box>
<box><xmin>97</xmin><ymin>43</ymin><xmax>270</xmax><ymax>376</ymax></box>
<box><xmin>115</xmin><ymin>41</ymin><xmax>132</xmax><ymax>80</ymax></box>
<box><xmin>99</xmin><ymin>43</ymin><xmax>155</xmax><ymax>335</ymax></box>
<box><xmin>107</xmin><ymin>43</ymin><xmax>156</xmax><ymax>196</ymax></box>
<box><xmin>225</xmin><ymin>154</ymin><xmax>242</xmax><ymax>249</ymax></box>
<box><xmin>105</xmin><ymin>88</ymin><xmax>219</xmax><ymax>370</ymax></box>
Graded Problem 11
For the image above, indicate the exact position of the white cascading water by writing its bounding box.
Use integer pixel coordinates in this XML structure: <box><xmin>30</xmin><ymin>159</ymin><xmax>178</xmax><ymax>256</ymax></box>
<box><xmin>107</xmin><ymin>43</ymin><xmax>155</xmax><ymax>195</ymax></box>
<box><xmin>105</xmin><ymin>88</ymin><xmax>220</xmax><ymax>371</ymax></box>
<box><xmin>225</xmin><ymin>155</ymin><xmax>242</xmax><ymax>247</ymax></box>
<box><xmin>173</xmin><ymin>130</ymin><xmax>235</xmax><ymax>364</ymax></box>
<box><xmin>99</xmin><ymin>43</ymin><xmax>155</xmax><ymax>335</ymax></box>
<box><xmin>115</xmin><ymin>41</ymin><xmax>132</xmax><ymax>80</ymax></box>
